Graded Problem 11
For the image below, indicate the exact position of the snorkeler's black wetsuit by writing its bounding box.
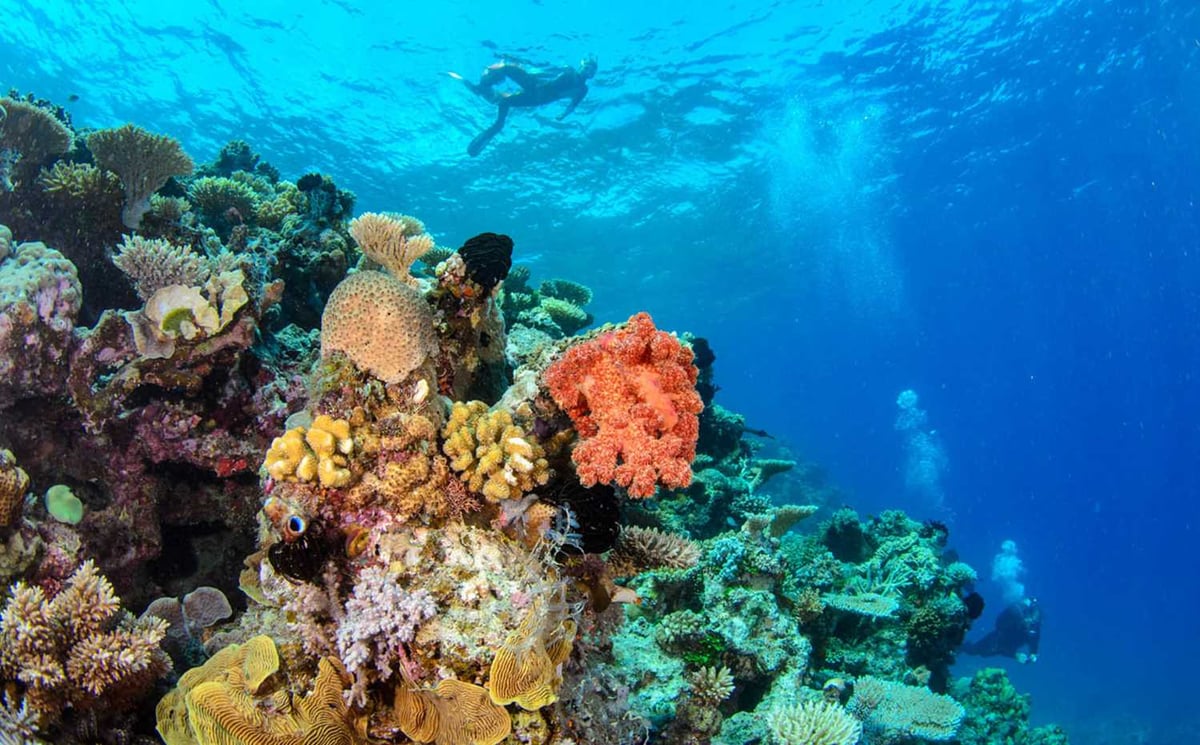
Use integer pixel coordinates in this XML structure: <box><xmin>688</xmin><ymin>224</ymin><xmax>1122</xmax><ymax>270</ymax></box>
<box><xmin>961</xmin><ymin>600</ymin><xmax>1041</xmax><ymax>659</ymax></box>
<box><xmin>462</xmin><ymin>62</ymin><xmax>592</xmax><ymax>156</ymax></box>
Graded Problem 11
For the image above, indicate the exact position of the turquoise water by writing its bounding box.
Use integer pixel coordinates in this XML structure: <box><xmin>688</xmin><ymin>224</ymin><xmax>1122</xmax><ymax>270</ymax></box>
<box><xmin>3</xmin><ymin>1</ymin><xmax>1198</xmax><ymax>743</ymax></box>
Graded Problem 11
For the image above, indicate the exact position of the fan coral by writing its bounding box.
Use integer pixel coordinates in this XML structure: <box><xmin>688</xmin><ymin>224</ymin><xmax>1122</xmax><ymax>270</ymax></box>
<box><xmin>112</xmin><ymin>234</ymin><xmax>209</xmax><ymax>301</ymax></box>
<box><xmin>848</xmin><ymin>675</ymin><xmax>965</xmax><ymax>743</ymax></box>
<box><xmin>263</xmin><ymin>415</ymin><xmax>356</xmax><ymax>489</ymax></box>
<box><xmin>349</xmin><ymin>211</ymin><xmax>433</xmax><ymax>286</ymax></box>
<box><xmin>0</xmin><ymin>561</ymin><xmax>170</xmax><ymax>725</ymax></box>
<box><xmin>0</xmin><ymin>449</ymin><xmax>29</xmax><ymax>528</ymax></box>
<box><xmin>442</xmin><ymin>401</ymin><xmax>551</xmax><ymax>502</ymax></box>
<box><xmin>87</xmin><ymin>123</ymin><xmax>194</xmax><ymax>229</ymax></box>
<box><xmin>544</xmin><ymin>312</ymin><xmax>703</xmax><ymax>498</ymax></box>
<box><xmin>320</xmin><ymin>270</ymin><xmax>436</xmax><ymax>383</ymax></box>
<box><xmin>768</xmin><ymin>700</ymin><xmax>862</xmax><ymax>745</ymax></box>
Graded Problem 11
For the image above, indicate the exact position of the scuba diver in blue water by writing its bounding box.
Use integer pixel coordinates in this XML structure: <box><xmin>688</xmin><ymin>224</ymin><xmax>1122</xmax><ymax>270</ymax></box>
<box><xmin>961</xmin><ymin>597</ymin><xmax>1042</xmax><ymax>663</ymax></box>
<box><xmin>451</xmin><ymin>56</ymin><xmax>597</xmax><ymax>157</ymax></box>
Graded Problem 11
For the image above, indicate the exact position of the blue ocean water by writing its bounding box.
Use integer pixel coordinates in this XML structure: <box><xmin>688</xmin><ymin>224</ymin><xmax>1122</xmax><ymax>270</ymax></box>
<box><xmin>3</xmin><ymin>0</ymin><xmax>1196</xmax><ymax>741</ymax></box>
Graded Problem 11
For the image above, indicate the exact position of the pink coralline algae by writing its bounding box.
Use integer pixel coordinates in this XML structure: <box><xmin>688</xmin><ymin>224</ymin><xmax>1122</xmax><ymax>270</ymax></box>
<box><xmin>0</xmin><ymin>237</ymin><xmax>82</xmax><ymax>408</ymax></box>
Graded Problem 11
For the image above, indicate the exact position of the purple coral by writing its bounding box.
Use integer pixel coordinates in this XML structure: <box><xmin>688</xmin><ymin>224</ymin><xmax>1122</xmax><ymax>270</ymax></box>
<box><xmin>334</xmin><ymin>565</ymin><xmax>436</xmax><ymax>704</ymax></box>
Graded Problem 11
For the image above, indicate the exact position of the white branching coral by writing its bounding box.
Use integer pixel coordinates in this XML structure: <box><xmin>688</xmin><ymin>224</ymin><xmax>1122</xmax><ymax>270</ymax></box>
<box><xmin>0</xmin><ymin>561</ymin><xmax>170</xmax><ymax>726</ymax></box>
<box><xmin>688</xmin><ymin>665</ymin><xmax>735</xmax><ymax>704</ymax></box>
<box><xmin>334</xmin><ymin>565</ymin><xmax>437</xmax><ymax>705</ymax></box>
<box><xmin>111</xmin><ymin>234</ymin><xmax>209</xmax><ymax>301</ymax></box>
<box><xmin>769</xmin><ymin>700</ymin><xmax>862</xmax><ymax>745</ymax></box>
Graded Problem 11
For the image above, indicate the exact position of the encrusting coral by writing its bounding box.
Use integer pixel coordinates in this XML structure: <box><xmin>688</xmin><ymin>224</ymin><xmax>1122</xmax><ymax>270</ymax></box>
<box><xmin>442</xmin><ymin>401</ymin><xmax>551</xmax><ymax>502</ymax></box>
<box><xmin>0</xmin><ymin>448</ymin><xmax>29</xmax><ymax>528</ymax></box>
<box><xmin>544</xmin><ymin>312</ymin><xmax>704</xmax><ymax>498</ymax></box>
<box><xmin>0</xmin><ymin>236</ymin><xmax>83</xmax><ymax>409</ymax></box>
<box><xmin>0</xmin><ymin>560</ymin><xmax>171</xmax><ymax>729</ymax></box>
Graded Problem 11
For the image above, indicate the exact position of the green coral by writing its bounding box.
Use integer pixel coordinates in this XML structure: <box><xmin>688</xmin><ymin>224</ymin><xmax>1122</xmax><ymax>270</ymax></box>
<box><xmin>953</xmin><ymin>668</ymin><xmax>1068</xmax><ymax>745</ymax></box>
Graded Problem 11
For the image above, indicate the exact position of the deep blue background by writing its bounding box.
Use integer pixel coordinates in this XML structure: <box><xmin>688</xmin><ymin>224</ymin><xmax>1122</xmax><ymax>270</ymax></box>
<box><xmin>3</xmin><ymin>1</ymin><xmax>1197</xmax><ymax>741</ymax></box>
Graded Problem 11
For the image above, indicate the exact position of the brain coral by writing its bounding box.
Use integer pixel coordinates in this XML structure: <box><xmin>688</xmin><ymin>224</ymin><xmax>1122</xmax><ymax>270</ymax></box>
<box><xmin>320</xmin><ymin>270</ymin><xmax>436</xmax><ymax>384</ymax></box>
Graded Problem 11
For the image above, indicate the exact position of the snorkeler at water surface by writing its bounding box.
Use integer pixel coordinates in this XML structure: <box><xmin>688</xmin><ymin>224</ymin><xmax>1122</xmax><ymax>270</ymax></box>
<box><xmin>451</xmin><ymin>56</ymin><xmax>597</xmax><ymax>156</ymax></box>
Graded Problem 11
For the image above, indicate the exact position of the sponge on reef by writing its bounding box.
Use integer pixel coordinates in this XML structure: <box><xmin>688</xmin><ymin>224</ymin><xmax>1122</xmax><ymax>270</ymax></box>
<box><xmin>320</xmin><ymin>270</ymin><xmax>436</xmax><ymax>384</ymax></box>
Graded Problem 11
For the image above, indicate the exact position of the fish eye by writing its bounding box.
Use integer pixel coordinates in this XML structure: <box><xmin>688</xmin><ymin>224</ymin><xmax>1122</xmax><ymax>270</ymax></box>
<box><xmin>287</xmin><ymin>515</ymin><xmax>307</xmax><ymax>535</ymax></box>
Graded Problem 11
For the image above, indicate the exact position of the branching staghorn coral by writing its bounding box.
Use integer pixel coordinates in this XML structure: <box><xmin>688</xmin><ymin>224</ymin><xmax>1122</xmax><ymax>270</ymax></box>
<box><xmin>442</xmin><ymin>401</ymin><xmax>550</xmax><ymax>502</ymax></box>
<box><xmin>0</xmin><ymin>561</ymin><xmax>171</xmax><ymax>728</ymax></box>
<box><xmin>688</xmin><ymin>664</ymin><xmax>735</xmax><ymax>704</ymax></box>
<box><xmin>768</xmin><ymin>699</ymin><xmax>862</xmax><ymax>745</ymax></box>
<box><xmin>606</xmin><ymin>525</ymin><xmax>700</xmax><ymax>576</ymax></box>
<box><xmin>111</xmin><ymin>234</ymin><xmax>209</xmax><ymax>301</ymax></box>
<box><xmin>87</xmin><ymin>123</ymin><xmax>194</xmax><ymax>229</ymax></box>
<box><xmin>37</xmin><ymin>161</ymin><xmax>121</xmax><ymax>200</ymax></box>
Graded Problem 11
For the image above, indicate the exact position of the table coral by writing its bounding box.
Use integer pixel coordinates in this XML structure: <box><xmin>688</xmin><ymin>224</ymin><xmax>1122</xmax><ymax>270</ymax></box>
<box><xmin>545</xmin><ymin>312</ymin><xmax>703</xmax><ymax>498</ymax></box>
<box><xmin>87</xmin><ymin>123</ymin><xmax>194</xmax><ymax>229</ymax></box>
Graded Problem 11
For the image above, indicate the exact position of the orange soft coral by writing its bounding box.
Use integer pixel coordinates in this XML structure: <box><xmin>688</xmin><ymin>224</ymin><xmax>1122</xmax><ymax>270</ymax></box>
<box><xmin>544</xmin><ymin>312</ymin><xmax>703</xmax><ymax>498</ymax></box>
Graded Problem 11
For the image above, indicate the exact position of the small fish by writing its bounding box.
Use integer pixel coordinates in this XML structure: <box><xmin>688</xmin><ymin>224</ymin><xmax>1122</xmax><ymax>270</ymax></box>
<box><xmin>67</xmin><ymin>93</ymin><xmax>79</xmax><ymax>102</ymax></box>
